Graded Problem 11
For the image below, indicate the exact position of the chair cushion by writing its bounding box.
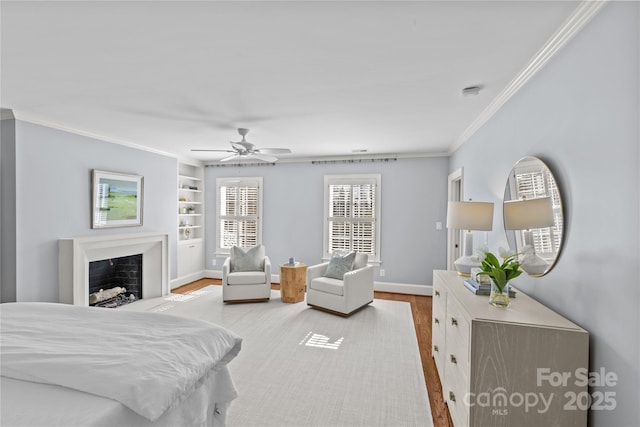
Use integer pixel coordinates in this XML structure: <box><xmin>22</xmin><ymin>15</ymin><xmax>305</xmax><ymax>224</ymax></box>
<box><xmin>323</xmin><ymin>252</ymin><xmax>356</xmax><ymax>280</ymax></box>
<box><xmin>310</xmin><ymin>277</ymin><xmax>345</xmax><ymax>296</ymax></box>
<box><xmin>227</xmin><ymin>271</ymin><xmax>267</xmax><ymax>285</ymax></box>
<box><xmin>231</xmin><ymin>245</ymin><xmax>264</xmax><ymax>272</ymax></box>
<box><xmin>353</xmin><ymin>253</ymin><xmax>368</xmax><ymax>270</ymax></box>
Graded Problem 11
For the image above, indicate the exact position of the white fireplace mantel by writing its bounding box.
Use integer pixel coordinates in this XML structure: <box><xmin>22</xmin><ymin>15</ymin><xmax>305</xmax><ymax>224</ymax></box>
<box><xmin>58</xmin><ymin>232</ymin><xmax>169</xmax><ymax>306</ymax></box>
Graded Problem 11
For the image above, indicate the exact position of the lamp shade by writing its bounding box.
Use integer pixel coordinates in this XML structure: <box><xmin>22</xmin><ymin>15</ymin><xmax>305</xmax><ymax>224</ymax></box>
<box><xmin>504</xmin><ymin>197</ymin><xmax>554</xmax><ymax>230</ymax></box>
<box><xmin>446</xmin><ymin>201</ymin><xmax>494</xmax><ymax>231</ymax></box>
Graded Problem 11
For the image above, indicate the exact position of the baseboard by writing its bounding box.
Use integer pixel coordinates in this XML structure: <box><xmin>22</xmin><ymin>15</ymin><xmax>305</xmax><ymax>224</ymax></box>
<box><xmin>170</xmin><ymin>271</ymin><xmax>206</xmax><ymax>289</ymax></box>
<box><xmin>374</xmin><ymin>281</ymin><xmax>432</xmax><ymax>296</ymax></box>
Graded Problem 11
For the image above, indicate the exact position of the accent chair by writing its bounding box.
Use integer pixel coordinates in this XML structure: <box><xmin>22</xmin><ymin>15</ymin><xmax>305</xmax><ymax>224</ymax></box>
<box><xmin>222</xmin><ymin>245</ymin><xmax>271</xmax><ymax>303</ymax></box>
<box><xmin>306</xmin><ymin>252</ymin><xmax>374</xmax><ymax>316</ymax></box>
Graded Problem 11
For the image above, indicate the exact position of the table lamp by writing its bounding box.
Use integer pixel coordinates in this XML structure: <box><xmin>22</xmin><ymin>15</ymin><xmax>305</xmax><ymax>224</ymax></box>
<box><xmin>504</xmin><ymin>197</ymin><xmax>554</xmax><ymax>275</ymax></box>
<box><xmin>446</xmin><ymin>201</ymin><xmax>494</xmax><ymax>276</ymax></box>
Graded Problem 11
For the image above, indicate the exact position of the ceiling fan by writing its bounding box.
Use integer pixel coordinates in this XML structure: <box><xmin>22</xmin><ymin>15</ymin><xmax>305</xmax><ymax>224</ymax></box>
<box><xmin>192</xmin><ymin>128</ymin><xmax>292</xmax><ymax>162</ymax></box>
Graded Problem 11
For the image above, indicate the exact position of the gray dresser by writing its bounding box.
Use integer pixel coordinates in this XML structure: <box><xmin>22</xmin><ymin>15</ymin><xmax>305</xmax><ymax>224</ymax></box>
<box><xmin>432</xmin><ymin>270</ymin><xmax>589</xmax><ymax>427</ymax></box>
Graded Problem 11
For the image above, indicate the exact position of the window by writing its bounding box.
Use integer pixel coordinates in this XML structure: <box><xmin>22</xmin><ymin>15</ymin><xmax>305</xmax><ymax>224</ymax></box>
<box><xmin>216</xmin><ymin>177</ymin><xmax>262</xmax><ymax>253</ymax></box>
<box><xmin>323</xmin><ymin>174</ymin><xmax>381</xmax><ymax>263</ymax></box>
<box><xmin>509</xmin><ymin>166</ymin><xmax>562</xmax><ymax>259</ymax></box>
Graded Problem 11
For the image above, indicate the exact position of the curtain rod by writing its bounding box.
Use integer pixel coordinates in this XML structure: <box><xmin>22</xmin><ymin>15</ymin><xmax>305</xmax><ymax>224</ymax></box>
<box><xmin>311</xmin><ymin>158</ymin><xmax>397</xmax><ymax>165</ymax></box>
<box><xmin>205</xmin><ymin>163</ymin><xmax>276</xmax><ymax>168</ymax></box>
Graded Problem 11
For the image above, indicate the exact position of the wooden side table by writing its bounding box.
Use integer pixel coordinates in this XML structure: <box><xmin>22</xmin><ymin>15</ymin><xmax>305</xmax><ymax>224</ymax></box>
<box><xmin>280</xmin><ymin>263</ymin><xmax>307</xmax><ymax>303</ymax></box>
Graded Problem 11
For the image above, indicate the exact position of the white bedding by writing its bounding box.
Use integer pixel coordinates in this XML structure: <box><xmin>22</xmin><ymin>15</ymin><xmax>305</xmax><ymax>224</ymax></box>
<box><xmin>0</xmin><ymin>302</ymin><xmax>242</xmax><ymax>423</ymax></box>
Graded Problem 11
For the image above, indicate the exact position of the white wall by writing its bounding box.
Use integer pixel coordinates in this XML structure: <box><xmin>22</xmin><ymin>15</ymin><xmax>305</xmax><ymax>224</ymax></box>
<box><xmin>450</xmin><ymin>3</ymin><xmax>639</xmax><ymax>425</ymax></box>
<box><xmin>204</xmin><ymin>156</ymin><xmax>449</xmax><ymax>287</ymax></box>
<box><xmin>8</xmin><ymin>121</ymin><xmax>178</xmax><ymax>302</ymax></box>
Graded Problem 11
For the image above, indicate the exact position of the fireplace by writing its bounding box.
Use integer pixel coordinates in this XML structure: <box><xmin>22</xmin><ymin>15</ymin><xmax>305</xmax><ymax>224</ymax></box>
<box><xmin>59</xmin><ymin>232</ymin><xmax>169</xmax><ymax>306</ymax></box>
<box><xmin>88</xmin><ymin>254</ymin><xmax>143</xmax><ymax>308</ymax></box>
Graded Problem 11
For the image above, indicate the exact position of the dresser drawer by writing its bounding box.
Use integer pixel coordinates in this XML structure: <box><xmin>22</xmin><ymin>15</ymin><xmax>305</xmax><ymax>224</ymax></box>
<box><xmin>444</xmin><ymin>363</ymin><xmax>470</xmax><ymax>427</ymax></box>
<box><xmin>432</xmin><ymin>316</ymin><xmax>446</xmax><ymax>377</ymax></box>
<box><xmin>432</xmin><ymin>280</ymin><xmax>447</xmax><ymax>378</ymax></box>
<box><xmin>446</xmin><ymin>294</ymin><xmax>470</xmax><ymax>351</ymax></box>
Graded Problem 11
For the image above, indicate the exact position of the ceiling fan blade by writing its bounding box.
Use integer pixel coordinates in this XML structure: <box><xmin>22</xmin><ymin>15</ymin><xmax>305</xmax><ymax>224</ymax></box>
<box><xmin>191</xmin><ymin>149</ymin><xmax>235</xmax><ymax>152</ymax></box>
<box><xmin>219</xmin><ymin>154</ymin><xmax>240</xmax><ymax>162</ymax></box>
<box><xmin>252</xmin><ymin>153</ymin><xmax>278</xmax><ymax>163</ymax></box>
<box><xmin>257</xmin><ymin>148</ymin><xmax>292</xmax><ymax>155</ymax></box>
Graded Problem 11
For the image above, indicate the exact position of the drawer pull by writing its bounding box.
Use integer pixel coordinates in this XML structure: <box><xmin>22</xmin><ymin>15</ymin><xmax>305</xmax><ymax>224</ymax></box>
<box><xmin>451</xmin><ymin>317</ymin><xmax>458</xmax><ymax>326</ymax></box>
<box><xmin>434</xmin><ymin>317</ymin><xmax>440</xmax><ymax>324</ymax></box>
<box><xmin>450</xmin><ymin>354</ymin><xmax>457</xmax><ymax>364</ymax></box>
<box><xmin>449</xmin><ymin>391</ymin><xmax>456</xmax><ymax>402</ymax></box>
<box><xmin>435</xmin><ymin>290</ymin><xmax>440</xmax><ymax>297</ymax></box>
<box><xmin>433</xmin><ymin>345</ymin><xmax>439</xmax><ymax>353</ymax></box>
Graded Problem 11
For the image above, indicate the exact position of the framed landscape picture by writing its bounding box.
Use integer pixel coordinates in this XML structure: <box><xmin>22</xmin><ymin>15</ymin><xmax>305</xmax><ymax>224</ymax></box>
<box><xmin>92</xmin><ymin>170</ymin><xmax>144</xmax><ymax>229</ymax></box>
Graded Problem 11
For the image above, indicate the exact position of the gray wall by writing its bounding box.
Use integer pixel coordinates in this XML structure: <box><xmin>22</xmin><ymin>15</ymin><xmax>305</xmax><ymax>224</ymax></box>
<box><xmin>1</xmin><ymin>118</ymin><xmax>17</xmax><ymax>302</ymax></box>
<box><xmin>8</xmin><ymin>121</ymin><xmax>178</xmax><ymax>302</ymax></box>
<box><xmin>205</xmin><ymin>157</ymin><xmax>449</xmax><ymax>286</ymax></box>
<box><xmin>450</xmin><ymin>3</ymin><xmax>639</xmax><ymax>425</ymax></box>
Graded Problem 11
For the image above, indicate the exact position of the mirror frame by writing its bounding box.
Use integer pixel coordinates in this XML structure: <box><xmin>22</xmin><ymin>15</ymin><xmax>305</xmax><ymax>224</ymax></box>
<box><xmin>503</xmin><ymin>156</ymin><xmax>564</xmax><ymax>276</ymax></box>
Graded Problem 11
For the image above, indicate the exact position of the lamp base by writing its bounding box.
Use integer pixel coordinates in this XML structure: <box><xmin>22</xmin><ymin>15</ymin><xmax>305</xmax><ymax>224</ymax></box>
<box><xmin>453</xmin><ymin>255</ymin><xmax>482</xmax><ymax>276</ymax></box>
<box><xmin>520</xmin><ymin>253</ymin><xmax>550</xmax><ymax>276</ymax></box>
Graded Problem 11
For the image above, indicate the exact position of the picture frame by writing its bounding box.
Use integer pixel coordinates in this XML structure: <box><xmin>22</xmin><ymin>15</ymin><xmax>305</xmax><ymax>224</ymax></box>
<box><xmin>92</xmin><ymin>170</ymin><xmax>144</xmax><ymax>229</ymax></box>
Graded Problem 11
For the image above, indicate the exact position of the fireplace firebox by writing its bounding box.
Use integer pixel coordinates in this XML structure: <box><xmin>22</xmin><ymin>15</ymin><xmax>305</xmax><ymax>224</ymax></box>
<box><xmin>89</xmin><ymin>254</ymin><xmax>142</xmax><ymax>308</ymax></box>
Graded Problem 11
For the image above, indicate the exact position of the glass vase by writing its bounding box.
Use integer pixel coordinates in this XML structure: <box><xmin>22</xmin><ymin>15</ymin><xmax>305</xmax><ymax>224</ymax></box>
<box><xmin>489</xmin><ymin>281</ymin><xmax>510</xmax><ymax>308</ymax></box>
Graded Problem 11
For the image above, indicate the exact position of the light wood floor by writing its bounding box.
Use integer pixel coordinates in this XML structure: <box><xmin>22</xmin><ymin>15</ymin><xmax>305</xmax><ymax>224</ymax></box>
<box><xmin>173</xmin><ymin>278</ymin><xmax>454</xmax><ymax>427</ymax></box>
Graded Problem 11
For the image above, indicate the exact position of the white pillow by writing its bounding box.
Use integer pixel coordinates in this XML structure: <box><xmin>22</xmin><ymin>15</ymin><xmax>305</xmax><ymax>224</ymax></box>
<box><xmin>353</xmin><ymin>253</ymin><xmax>368</xmax><ymax>270</ymax></box>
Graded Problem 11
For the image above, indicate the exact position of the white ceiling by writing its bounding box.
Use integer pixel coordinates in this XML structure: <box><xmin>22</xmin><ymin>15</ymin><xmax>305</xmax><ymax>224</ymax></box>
<box><xmin>1</xmin><ymin>1</ymin><xmax>586</xmax><ymax>163</ymax></box>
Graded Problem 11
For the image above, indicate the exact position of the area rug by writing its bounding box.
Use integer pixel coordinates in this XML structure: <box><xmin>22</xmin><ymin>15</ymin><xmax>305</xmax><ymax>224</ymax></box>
<box><xmin>128</xmin><ymin>286</ymin><xmax>433</xmax><ymax>427</ymax></box>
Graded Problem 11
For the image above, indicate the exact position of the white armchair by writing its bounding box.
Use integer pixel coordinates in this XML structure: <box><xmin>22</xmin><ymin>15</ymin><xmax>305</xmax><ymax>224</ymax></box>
<box><xmin>306</xmin><ymin>252</ymin><xmax>374</xmax><ymax>316</ymax></box>
<box><xmin>222</xmin><ymin>245</ymin><xmax>271</xmax><ymax>303</ymax></box>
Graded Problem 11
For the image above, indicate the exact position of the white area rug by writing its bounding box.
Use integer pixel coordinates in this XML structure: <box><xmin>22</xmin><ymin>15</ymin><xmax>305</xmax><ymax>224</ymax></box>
<box><xmin>128</xmin><ymin>286</ymin><xmax>433</xmax><ymax>427</ymax></box>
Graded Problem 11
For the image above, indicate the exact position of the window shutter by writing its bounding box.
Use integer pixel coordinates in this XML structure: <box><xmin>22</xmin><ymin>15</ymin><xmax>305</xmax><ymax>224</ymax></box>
<box><xmin>513</xmin><ymin>170</ymin><xmax>561</xmax><ymax>257</ymax></box>
<box><xmin>218</xmin><ymin>179</ymin><xmax>261</xmax><ymax>250</ymax></box>
<box><xmin>326</xmin><ymin>176</ymin><xmax>378</xmax><ymax>259</ymax></box>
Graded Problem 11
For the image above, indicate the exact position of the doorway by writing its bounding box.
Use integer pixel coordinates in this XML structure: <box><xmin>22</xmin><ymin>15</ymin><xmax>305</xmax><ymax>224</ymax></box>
<box><xmin>447</xmin><ymin>169</ymin><xmax>463</xmax><ymax>270</ymax></box>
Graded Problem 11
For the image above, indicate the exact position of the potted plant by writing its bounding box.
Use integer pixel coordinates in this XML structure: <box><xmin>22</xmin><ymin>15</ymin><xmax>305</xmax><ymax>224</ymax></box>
<box><xmin>477</xmin><ymin>250</ymin><xmax>522</xmax><ymax>308</ymax></box>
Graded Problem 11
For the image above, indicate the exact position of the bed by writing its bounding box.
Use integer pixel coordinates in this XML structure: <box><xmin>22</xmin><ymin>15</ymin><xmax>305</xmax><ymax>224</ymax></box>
<box><xmin>0</xmin><ymin>302</ymin><xmax>242</xmax><ymax>427</ymax></box>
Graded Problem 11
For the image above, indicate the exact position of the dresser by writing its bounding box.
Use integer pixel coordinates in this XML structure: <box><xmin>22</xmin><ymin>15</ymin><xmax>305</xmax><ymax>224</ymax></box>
<box><xmin>432</xmin><ymin>270</ymin><xmax>588</xmax><ymax>427</ymax></box>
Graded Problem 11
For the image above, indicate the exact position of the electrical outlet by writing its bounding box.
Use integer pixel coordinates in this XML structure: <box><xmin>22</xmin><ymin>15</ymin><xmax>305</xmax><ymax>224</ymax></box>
<box><xmin>436</xmin><ymin>221</ymin><xmax>443</xmax><ymax>230</ymax></box>
<box><xmin>211</xmin><ymin>259</ymin><xmax>217</xmax><ymax>266</ymax></box>
<box><xmin>379</xmin><ymin>269</ymin><xmax>385</xmax><ymax>277</ymax></box>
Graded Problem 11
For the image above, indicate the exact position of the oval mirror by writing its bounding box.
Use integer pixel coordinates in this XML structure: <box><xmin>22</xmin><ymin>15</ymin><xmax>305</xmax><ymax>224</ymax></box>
<box><xmin>503</xmin><ymin>156</ymin><xmax>564</xmax><ymax>276</ymax></box>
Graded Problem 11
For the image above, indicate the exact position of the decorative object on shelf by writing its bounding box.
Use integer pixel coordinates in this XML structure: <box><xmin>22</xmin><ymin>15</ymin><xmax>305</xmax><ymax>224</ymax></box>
<box><xmin>92</xmin><ymin>170</ymin><xmax>143</xmax><ymax>229</ymax></box>
<box><xmin>503</xmin><ymin>156</ymin><xmax>564</xmax><ymax>277</ymax></box>
<box><xmin>184</xmin><ymin>228</ymin><xmax>191</xmax><ymax>239</ymax></box>
<box><xmin>477</xmin><ymin>249</ymin><xmax>522</xmax><ymax>308</ymax></box>
<box><xmin>446</xmin><ymin>200</ymin><xmax>494</xmax><ymax>276</ymax></box>
<box><xmin>187</xmin><ymin>206</ymin><xmax>196</xmax><ymax>214</ymax></box>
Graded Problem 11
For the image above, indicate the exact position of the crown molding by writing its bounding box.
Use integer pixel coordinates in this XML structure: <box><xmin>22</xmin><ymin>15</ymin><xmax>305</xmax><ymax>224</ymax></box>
<box><xmin>10</xmin><ymin>110</ymin><xmax>179</xmax><ymax>159</ymax></box>
<box><xmin>450</xmin><ymin>0</ymin><xmax>609</xmax><ymax>155</ymax></box>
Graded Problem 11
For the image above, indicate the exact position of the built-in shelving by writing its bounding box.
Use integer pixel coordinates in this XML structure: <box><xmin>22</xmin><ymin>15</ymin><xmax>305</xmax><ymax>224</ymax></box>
<box><xmin>177</xmin><ymin>165</ymin><xmax>204</xmax><ymax>243</ymax></box>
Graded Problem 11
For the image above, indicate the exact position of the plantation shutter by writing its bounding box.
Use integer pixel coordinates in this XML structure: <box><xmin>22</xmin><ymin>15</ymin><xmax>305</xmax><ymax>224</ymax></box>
<box><xmin>326</xmin><ymin>176</ymin><xmax>379</xmax><ymax>260</ymax></box>
<box><xmin>218</xmin><ymin>179</ymin><xmax>261</xmax><ymax>249</ymax></box>
<box><xmin>513</xmin><ymin>169</ymin><xmax>562</xmax><ymax>257</ymax></box>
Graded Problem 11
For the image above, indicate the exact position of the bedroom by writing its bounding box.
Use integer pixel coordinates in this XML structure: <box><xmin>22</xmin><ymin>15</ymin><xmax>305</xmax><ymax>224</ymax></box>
<box><xmin>1</xmin><ymin>1</ymin><xmax>639</xmax><ymax>426</ymax></box>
